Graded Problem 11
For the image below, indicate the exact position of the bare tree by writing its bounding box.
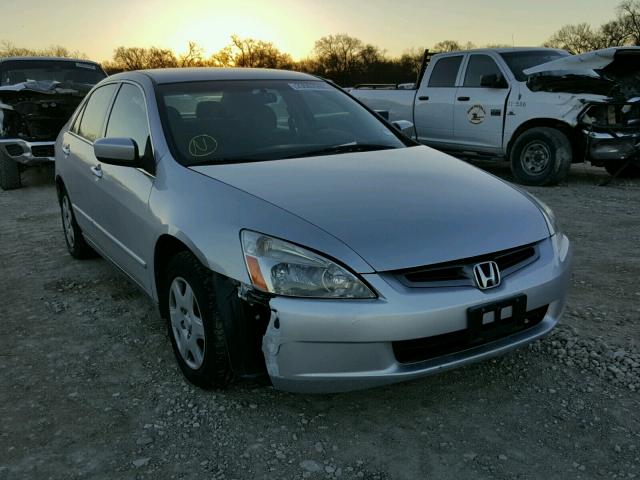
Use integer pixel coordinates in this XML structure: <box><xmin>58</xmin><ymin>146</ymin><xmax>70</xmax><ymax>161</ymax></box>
<box><xmin>544</xmin><ymin>23</ymin><xmax>603</xmax><ymax>53</ymax></box>
<box><xmin>313</xmin><ymin>34</ymin><xmax>365</xmax><ymax>82</ymax></box>
<box><xmin>619</xmin><ymin>0</ymin><xmax>640</xmax><ymax>44</ymax></box>
<box><xmin>180</xmin><ymin>41</ymin><xmax>205</xmax><ymax>67</ymax></box>
<box><xmin>210</xmin><ymin>36</ymin><xmax>292</xmax><ymax>69</ymax></box>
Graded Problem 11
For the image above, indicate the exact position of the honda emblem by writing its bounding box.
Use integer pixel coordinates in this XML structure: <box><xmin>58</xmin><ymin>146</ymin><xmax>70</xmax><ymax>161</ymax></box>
<box><xmin>473</xmin><ymin>261</ymin><xmax>501</xmax><ymax>290</ymax></box>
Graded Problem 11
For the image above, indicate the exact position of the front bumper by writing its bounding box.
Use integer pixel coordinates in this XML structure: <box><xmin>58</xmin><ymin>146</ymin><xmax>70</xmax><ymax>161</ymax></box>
<box><xmin>583</xmin><ymin>129</ymin><xmax>640</xmax><ymax>164</ymax></box>
<box><xmin>262</xmin><ymin>235</ymin><xmax>572</xmax><ymax>393</ymax></box>
<box><xmin>0</xmin><ymin>139</ymin><xmax>55</xmax><ymax>165</ymax></box>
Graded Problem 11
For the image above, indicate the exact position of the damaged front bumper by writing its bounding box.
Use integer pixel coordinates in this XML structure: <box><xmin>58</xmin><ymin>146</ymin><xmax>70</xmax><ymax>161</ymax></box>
<box><xmin>0</xmin><ymin>139</ymin><xmax>55</xmax><ymax>165</ymax></box>
<box><xmin>262</xmin><ymin>235</ymin><xmax>572</xmax><ymax>394</ymax></box>
<box><xmin>583</xmin><ymin>129</ymin><xmax>640</xmax><ymax>164</ymax></box>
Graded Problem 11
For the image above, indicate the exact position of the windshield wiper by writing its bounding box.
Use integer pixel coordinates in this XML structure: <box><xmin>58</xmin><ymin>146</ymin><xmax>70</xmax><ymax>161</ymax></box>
<box><xmin>282</xmin><ymin>143</ymin><xmax>398</xmax><ymax>159</ymax></box>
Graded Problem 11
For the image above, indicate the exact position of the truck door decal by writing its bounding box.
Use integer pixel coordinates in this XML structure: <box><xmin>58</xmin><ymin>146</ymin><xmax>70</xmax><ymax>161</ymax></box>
<box><xmin>467</xmin><ymin>105</ymin><xmax>486</xmax><ymax>124</ymax></box>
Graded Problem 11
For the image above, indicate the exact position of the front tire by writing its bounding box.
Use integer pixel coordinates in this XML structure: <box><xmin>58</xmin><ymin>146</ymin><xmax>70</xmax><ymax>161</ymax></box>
<box><xmin>163</xmin><ymin>251</ymin><xmax>233</xmax><ymax>389</ymax></box>
<box><xmin>604</xmin><ymin>160</ymin><xmax>640</xmax><ymax>178</ymax></box>
<box><xmin>510</xmin><ymin>127</ymin><xmax>572</xmax><ymax>186</ymax></box>
<box><xmin>59</xmin><ymin>187</ymin><xmax>96</xmax><ymax>259</ymax></box>
<box><xmin>0</xmin><ymin>152</ymin><xmax>21</xmax><ymax>190</ymax></box>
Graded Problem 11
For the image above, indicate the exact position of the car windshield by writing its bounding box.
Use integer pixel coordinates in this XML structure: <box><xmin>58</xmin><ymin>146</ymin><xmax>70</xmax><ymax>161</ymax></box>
<box><xmin>500</xmin><ymin>51</ymin><xmax>570</xmax><ymax>81</ymax></box>
<box><xmin>157</xmin><ymin>79</ymin><xmax>408</xmax><ymax>166</ymax></box>
<box><xmin>0</xmin><ymin>60</ymin><xmax>106</xmax><ymax>88</ymax></box>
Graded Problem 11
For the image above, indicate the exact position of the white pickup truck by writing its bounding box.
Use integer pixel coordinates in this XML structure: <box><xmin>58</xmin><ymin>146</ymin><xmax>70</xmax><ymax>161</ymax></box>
<box><xmin>350</xmin><ymin>47</ymin><xmax>640</xmax><ymax>185</ymax></box>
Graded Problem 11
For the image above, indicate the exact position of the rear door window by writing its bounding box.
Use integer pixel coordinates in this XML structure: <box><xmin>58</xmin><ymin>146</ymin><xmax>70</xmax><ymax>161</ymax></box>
<box><xmin>77</xmin><ymin>84</ymin><xmax>118</xmax><ymax>142</ymax></box>
<box><xmin>428</xmin><ymin>56</ymin><xmax>463</xmax><ymax>87</ymax></box>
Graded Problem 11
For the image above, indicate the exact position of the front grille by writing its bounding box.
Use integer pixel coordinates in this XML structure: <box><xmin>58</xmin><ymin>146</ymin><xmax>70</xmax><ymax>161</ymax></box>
<box><xmin>397</xmin><ymin>243</ymin><xmax>538</xmax><ymax>288</ymax></box>
<box><xmin>31</xmin><ymin>145</ymin><xmax>55</xmax><ymax>158</ymax></box>
<box><xmin>4</xmin><ymin>144</ymin><xmax>24</xmax><ymax>157</ymax></box>
<box><xmin>392</xmin><ymin>305</ymin><xmax>549</xmax><ymax>364</ymax></box>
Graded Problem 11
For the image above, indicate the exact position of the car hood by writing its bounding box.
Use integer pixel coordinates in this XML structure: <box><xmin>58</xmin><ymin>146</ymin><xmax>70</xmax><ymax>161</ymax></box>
<box><xmin>523</xmin><ymin>47</ymin><xmax>640</xmax><ymax>99</ymax></box>
<box><xmin>191</xmin><ymin>146</ymin><xmax>550</xmax><ymax>272</ymax></box>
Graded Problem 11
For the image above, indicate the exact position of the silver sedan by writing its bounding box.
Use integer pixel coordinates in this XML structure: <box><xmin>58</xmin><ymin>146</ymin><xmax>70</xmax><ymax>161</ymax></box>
<box><xmin>55</xmin><ymin>68</ymin><xmax>572</xmax><ymax>393</ymax></box>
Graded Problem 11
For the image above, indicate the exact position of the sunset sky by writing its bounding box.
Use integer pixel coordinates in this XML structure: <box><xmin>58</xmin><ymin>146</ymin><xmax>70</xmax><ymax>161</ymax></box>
<box><xmin>2</xmin><ymin>0</ymin><xmax>620</xmax><ymax>61</ymax></box>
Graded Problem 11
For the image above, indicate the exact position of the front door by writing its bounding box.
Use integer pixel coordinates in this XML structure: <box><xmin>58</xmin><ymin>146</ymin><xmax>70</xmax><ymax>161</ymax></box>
<box><xmin>453</xmin><ymin>54</ymin><xmax>511</xmax><ymax>154</ymax></box>
<box><xmin>89</xmin><ymin>82</ymin><xmax>155</xmax><ymax>292</ymax></box>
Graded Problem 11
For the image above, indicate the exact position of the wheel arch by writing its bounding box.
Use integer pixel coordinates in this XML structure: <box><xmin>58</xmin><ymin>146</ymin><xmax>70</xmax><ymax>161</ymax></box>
<box><xmin>507</xmin><ymin>118</ymin><xmax>583</xmax><ymax>163</ymax></box>
<box><xmin>55</xmin><ymin>175</ymin><xmax>65</xmax><ymax>203</ymax></box>
<box><xmin>153</xmin><ymin>233</ymin><xmax>211</xmax><ymax>308</ymax></box>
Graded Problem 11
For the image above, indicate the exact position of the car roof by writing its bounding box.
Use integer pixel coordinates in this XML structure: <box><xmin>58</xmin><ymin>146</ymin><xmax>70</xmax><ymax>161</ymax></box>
<box><xmin>111</xmin><ymin>67</ymin><xmax>320</xmax><ymax>85</ymax></box>
<box><xmin>436</xmin><ymin>47</ymin><xmax>568</xmax><ymax>56</ymax></box>
<box><xmin>0</xmin><ymin>56</ymin><xmax>101</xmax><ymax>64</ymax></box>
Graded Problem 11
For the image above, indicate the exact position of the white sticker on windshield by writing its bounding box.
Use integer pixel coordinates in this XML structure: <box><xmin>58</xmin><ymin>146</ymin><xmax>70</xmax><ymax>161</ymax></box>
<box><xmin>75</xmin><ymin>62</ymin><xmax>96</xmax><ymax>70</ymax></box>
<box><xmin>288</xmin><ymin>82</ymin><xmax>332</xmax><ymax>91</ymax></box>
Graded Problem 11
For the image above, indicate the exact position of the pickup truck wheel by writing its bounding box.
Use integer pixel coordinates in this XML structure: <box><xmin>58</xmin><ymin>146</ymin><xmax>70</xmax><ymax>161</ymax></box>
<box><xmin>163</xmin><ymin>251</ymin><xmax>233</xmax><ymax>389</ymax></box>
<box><xmin>510</xmin><ymin>127</ymin><xmax>572</xmax><ymax>186</ymax></box>
<box><xmin>59</xmin><ymin>188</ymin><xmax>96</xmax><ymax>259</ymax></box>
<box><xmin>0</xmin><ymin>152</ymin><xmax>21</xmax><ymax>190</ymax></box>
<box><xmin>604</xmin><ymin>160</ymin><xmax>640</xmax><ymax>178</ymax></box>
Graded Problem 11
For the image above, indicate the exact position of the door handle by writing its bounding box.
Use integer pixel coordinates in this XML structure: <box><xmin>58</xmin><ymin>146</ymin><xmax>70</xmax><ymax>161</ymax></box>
<box><xmin>62</xmin><ymin>144</ymin><xmax>71</xmax><ymax>156</ymax></box>
<box><xmin>418</xmin><ymin>96</ymin><xmax>429</xmax><ymax>101</ymax></box>
<box><xmin>90</xmin><ymin>164</ymin><xmax>103</xmax><ymax>179</ymax></box>
<box><xmin>457</xmin><ymin>96</ymin><xmax>470</xmax><ymax>101</ymax></box>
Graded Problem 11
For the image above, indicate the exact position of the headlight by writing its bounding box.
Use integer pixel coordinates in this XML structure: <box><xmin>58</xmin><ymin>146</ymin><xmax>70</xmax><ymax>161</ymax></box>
<box><xmin>520</xmin><ymin>191</ymin><xmax>560</xmax><ymax>236</ymax></box>
<box><xmin>579</xmin><ymin>102</ymin><xmax>640</xmax><ymax>128</ymax></box>
<box><xmin>241</xmin><ymin>230</ymin><xmax>376</xmax><ymax>299</ymax></box>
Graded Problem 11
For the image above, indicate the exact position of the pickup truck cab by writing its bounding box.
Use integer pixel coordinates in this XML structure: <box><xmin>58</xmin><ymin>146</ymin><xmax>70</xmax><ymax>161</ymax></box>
<box><xmin>351</xmin><ymin>47</ymin><xmax>640</xmax><ymax>185</ymax></box>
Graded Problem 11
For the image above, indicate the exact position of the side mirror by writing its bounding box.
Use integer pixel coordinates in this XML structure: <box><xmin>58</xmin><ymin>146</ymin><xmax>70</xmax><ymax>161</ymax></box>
<box><xmin>392</xmin><ymin>120</ymin><xmax>414</xmax><ymax>136</ymax></box>
<box><xmin>94</xmin><ymin>137</ymin><xmax>140</xmax><ymax>167</ymax></box>
<box><xmin>480</xmin><ymin>74</ymin><xmax>508</xmax><ymax>89</ymax></box>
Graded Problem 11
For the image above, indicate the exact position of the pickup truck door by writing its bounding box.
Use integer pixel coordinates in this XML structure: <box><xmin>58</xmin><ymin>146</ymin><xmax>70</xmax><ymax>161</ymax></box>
<box><xmin>88</xmin><ymin>82</ymin><xmax>156</xmax><ymax>292</ymax></box>
<box><xmin>414</xmin><ymin>55</ymin><xmax>464</xmax><ymax>146</ymax></box>
<box><xmin>453</xmin><ymin>54</ymin><xmax>511</xmax><ymax>154</ymax></box>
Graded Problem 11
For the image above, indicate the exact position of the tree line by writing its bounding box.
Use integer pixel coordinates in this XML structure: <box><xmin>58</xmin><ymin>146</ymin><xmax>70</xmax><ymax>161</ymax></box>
<box><xmin>1</xmin><ymin>1</ymin><xmax>638</xmax><ymax>86</ymax></box>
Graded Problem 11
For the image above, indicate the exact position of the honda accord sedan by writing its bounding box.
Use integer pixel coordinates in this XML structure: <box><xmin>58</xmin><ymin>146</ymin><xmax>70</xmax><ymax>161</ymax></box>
<box><xmin>55</xmin><ymin>68</ymin><xmax>572</xmax><ymax>393</ymax></box>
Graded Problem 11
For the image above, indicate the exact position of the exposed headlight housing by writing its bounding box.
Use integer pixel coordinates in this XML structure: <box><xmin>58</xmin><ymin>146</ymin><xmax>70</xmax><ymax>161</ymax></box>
<box><xmin>241</xmin><ymin>230</ymin><xmax>376</xmax><ymax>299</ymax></box>
<box><xmin>579</xmin><ymin>102</ymin><xmax>640</xmax><ymax>128</ymax></box>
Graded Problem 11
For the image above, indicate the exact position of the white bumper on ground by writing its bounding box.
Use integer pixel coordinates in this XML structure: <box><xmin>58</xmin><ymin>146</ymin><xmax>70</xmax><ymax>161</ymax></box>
<box><xmin>262</xmin><ymin>234</ymin><xmax>572</xmax><ymax>393</ymax></box>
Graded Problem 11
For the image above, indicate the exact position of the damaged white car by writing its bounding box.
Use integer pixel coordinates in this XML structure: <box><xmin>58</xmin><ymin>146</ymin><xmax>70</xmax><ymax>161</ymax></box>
<box><xmin>351</xmin><ymin>47</ymin><xmax>640</xmax><ymax>185</ymax></box>
<box><xmin>0</xmin><ymin>57</ymin><xmax>107</xmax><ymax>189</ymax></box>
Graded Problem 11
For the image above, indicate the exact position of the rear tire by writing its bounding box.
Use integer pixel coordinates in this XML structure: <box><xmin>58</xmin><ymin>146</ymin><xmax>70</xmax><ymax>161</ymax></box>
<box><xmin>163</xmin><ymin>251</ymin><xmax>233</xmax><ymax>389</ymax></box>
<box><xmin>0</xmin><ymin>152</ymin><xmax>21</xmax><ymax>190</ymax></box>
<box><xmin>604</xmin><ymin>160</ymin><xmax>640</xmax><ymax>178</ymax></box>
<box><xmin>59</xmin><ymin>187</ymin><xmax>96</xmax><ymax>259</ymax></box>
<box><xmin>510</xmin><ymin>127</ymin><xmax>572</xmax><ymax>186</ymax></box>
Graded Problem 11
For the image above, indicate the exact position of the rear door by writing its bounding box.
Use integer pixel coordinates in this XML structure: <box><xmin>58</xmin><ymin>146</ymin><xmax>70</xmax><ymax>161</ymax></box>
<box><xmin>89</xmin><ymin>82</ymin><xmax>156</xmax><ymax>292</ymax></box>
<box><xmin>62</xmin><ymin>83</ymin><xmax>118</xmax><ymax>238</ymax></box>
<box><xmin>414</xmin><ymin>55</ymin><xmax>463</xmax><ymax>146</ymax></box>
<box><xmin>453</xmin><ymin>54</ymin><xmax>511</xmax><ymax>153</ymax></box>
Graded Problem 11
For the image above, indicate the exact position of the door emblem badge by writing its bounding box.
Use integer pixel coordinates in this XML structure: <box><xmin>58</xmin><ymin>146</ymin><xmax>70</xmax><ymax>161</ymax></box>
<box><xmin>467</xmin><ymin>105</ymin><xmax>486</xmax><ymax>124</ymax></box>
<box><xmin>473</xmin><ymin>261</ymin><xmax>501</xmax><ymax>290</ymax></box>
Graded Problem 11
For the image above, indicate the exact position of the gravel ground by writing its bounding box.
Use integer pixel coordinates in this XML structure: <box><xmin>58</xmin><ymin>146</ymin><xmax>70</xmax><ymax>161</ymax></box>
<box><xmin>1</xmin><ymin>163</ymin><xmax>639</xmax><ymax>480</ymax></box>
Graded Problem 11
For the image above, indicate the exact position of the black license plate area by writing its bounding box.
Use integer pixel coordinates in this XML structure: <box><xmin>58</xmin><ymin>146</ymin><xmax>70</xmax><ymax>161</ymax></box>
<box><xmin>467</xmin><ymin>295</ymin><xmax>527</xmax><ymax>344</ymax></box>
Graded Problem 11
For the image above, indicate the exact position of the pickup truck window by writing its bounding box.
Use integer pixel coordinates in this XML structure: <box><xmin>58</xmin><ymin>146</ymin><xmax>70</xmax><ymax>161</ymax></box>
<box><xmin>463</xmin><ymin>55</ymin><xmax>503</xmax><ymax>87</ymax></box>
<box><xmin>158</xmin><ymin>80</ymin><xmax>407</xmax><ymax>166</ymax></box>
<box><xmin>77</xmin><ymin>84</ymin><xmax>118</xmax><ymax>143</ymax></box>
<box><xmin>499</xmin><ymin>51</ymin><xmax>569</xmax><ymax>81</ymax></box>
<box><xmin>0</xmin><ymin>59</ymin><xmax>106</xmax><ymax>87</ymax></box>
<box><xmin>427</xmin><ymin>56</ymin><xmax>463</xmax><ymax>88</ymax></box>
